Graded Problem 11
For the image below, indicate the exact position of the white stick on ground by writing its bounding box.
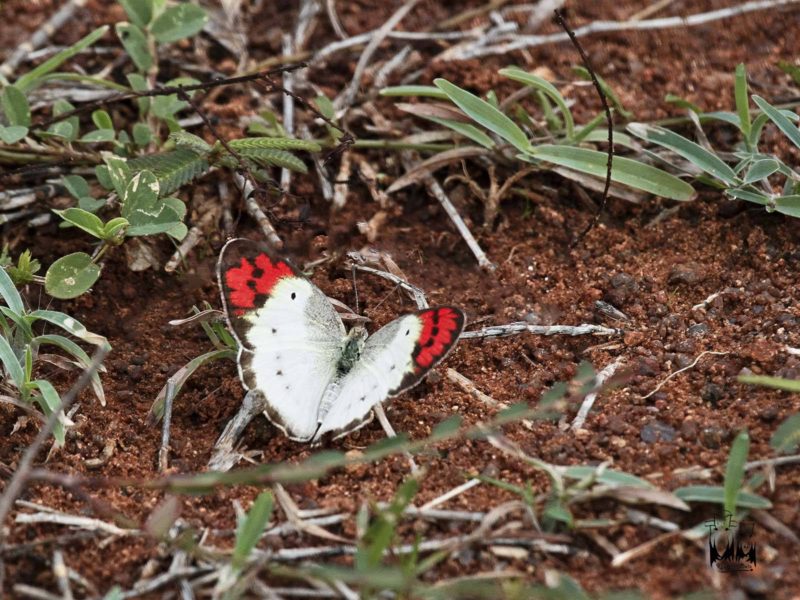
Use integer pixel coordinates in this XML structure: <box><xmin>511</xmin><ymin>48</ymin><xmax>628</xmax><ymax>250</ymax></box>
<box><xmin>281</xmin><ymin>33</ymin><xmax>295</xmax><ymax>194</ymax></box>
<box><xmin>570</xmin><ymin>357</ymin><xmax>625</xmax><ymax>431</ymax></box>
<box><xmin>461</xmin><ymin>322</ymin><xmax>620</xmax><ymax>339</ymax></box>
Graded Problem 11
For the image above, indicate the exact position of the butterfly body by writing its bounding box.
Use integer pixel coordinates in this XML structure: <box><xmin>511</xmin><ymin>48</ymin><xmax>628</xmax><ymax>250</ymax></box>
<box><xmin>218</xmin><ymin>238</ymin><xmax>465</xmax><ymax>443</ymax></box>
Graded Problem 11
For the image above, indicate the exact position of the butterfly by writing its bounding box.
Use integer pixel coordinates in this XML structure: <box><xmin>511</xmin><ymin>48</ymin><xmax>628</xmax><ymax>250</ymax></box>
<box><xmin>217</xmin><ymin>238</ymin><xmax>466</xmax><ymax>443</ymax></box>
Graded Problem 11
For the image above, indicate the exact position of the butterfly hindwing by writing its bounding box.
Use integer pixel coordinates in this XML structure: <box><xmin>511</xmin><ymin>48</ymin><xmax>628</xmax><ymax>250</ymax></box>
<box><xmin>314</xmin><ymin>307</ymin><xmax>466</xmax><ymax>441</ymax></box>
<box><xmin>218</xmin><ymin>238</ymin><xmax>346</xmax><ymax>441</ymax></box>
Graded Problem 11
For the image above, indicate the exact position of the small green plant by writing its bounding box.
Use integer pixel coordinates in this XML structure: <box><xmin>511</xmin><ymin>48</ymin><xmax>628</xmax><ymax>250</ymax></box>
<box><xmin>381</xmin><ymin>67</ymin><xmax>695</xmax><ymax>207</ymax></box>
<box><xmin>1</xmin><ymin>0</ymin><xmax>324</xmax><ymax>300</ymax></box>
<box><xmin>739</xmin><ymin>373</ymin><xmax>800</xmax><ymax>454</ymax></box>
<box><xmin>628</xmin><ymin>63</ymin><xmax>800</xmax><ymax>217</ymax></box>
<box><xmin>0</xmin><ymin>266</ymin><xmax>109</xmax><ymax>444</ymax></box>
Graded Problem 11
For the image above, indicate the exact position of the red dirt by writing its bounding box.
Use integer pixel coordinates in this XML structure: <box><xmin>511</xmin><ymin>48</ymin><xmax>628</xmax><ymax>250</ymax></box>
<box><xmin>2</xmin><ymin>1</ymin><xmax>800</xmax><ymax>598</ymax></box>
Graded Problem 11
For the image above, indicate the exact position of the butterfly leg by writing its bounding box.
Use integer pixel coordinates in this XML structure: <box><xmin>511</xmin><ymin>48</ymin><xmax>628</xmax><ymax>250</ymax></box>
<box><xmin>208</xmin><ymin>389</ymin><xmax>269</xmax><ymax>471</ymax></box>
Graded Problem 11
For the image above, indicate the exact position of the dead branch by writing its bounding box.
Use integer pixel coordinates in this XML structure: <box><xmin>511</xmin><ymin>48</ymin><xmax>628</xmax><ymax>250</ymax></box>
<box><xmin>461</xmin><ymin>322</ymin><xmax>620</xmax><ymax>339</ymax></box>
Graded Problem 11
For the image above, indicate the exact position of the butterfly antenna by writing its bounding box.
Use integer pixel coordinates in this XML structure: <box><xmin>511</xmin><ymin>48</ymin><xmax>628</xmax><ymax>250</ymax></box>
<box><xmin>370</xmin><ymin>282</ymin><xmax>403</xmax><ymax>313</ymax></box>
<box><xmin>351</xmin><ymin>263</ymin><xmax>360</xmax><ymax>314</ymax></box>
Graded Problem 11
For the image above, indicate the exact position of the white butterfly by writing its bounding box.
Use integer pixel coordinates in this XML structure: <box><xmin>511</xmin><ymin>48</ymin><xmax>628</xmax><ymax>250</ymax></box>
<box><xmin>218</xmin><ymin>238</ymin><xmax>466</xmax><ymax>443</ymax></box>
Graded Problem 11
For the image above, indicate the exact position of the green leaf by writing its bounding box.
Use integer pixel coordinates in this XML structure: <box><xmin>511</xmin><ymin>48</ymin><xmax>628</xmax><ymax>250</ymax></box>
<box><xmin>34</xmin><ymin>333</ymin><xmax>105</xmax><ymax>404</ymax></box>
<box><xmin>0</xmin><ymin>125</ymin><xmax>27</xmax><ymax>144</ymax></box>
<box><xmin>231</xmin><ymin>491</ymin><xmax>273</xmax><ymax>571</ymax></box>
<box><xmin>674</xmin><ymin>485</ymin><xmax>771</xmax><ymax>509</ymax></box>
<box><xmin>724</xmin><ymin>431</ymin><xmax>749</xmax><ymax>515</ymax></box>
<box><xmin>132</xmin><ymin>122</ymin><xmax>152</xmax><ymax>146</ymax></box>
<box><xmin>434</xmin><ymin>78</ymin><xmax>532</xmax><ymax>153</ymax></box>
<box><xmin>63</xmin><ymin>175</ymin><xmax>91</xmax><ymax>200</ymax></box>
<box><xmin>116</xmin><ymin>22</ymin><xmax>153</xmax><ymax>71</ymax></box>
<box><xmin>500</xmin><ymin>67</ymin><xmax>575</xmax><ymax>139</ymax></box>
<box><xmin>79</xmin><ymin>197</ymin><xmax>107</xmax><ymax>213</ymax></box>
<box><xmin>527</xmin><ymin>145</ymin><xmax>695</xmax><ymax>201</ymax></box>
<box><xmin>0</xmin><ymin>262</ymin><xmax>25</xmax><ymax>314</ymax></box>
<box><xmin>29</xmin><ymin>309</ymin><xmax>108</xmax><ymax>346</ymax></box>
<box><xmin>44</xmin><ymin>253</ymin><xmax>102</xmax><ymax>299</ymax></box>
<box><xmin>150</xmin><ymin>3</ymin><xmax>208</xmax><ymax>43</ymax></box>
<box><xmin>739</xmin><ymin>374</ymin><xmax>800</xmax><ymax>392</ymax></box>
<box><xmin>1</xmin><ymin>85</ymin><xmax>31</xmax><ymax>127</ymax></box>
<box><xmin>0</xmin><ymin>333</ymin><xmax>24</xmax><ymax>389</ymax></box>
<box><xmin>102</xmin><ymin>155</ymin><xmax>132</xmax><ymax>196</ymax></box>
<box><xmin>743</xmin><ymin>158</ymin><xmax>779</xmax><ymax>184</ymax></box>
<box><xmin>233</xmin><ymin>148</ymin><xmax>307</xmax><ymax>173</ymax></box>
<box><xmin>770</xmin><ymin>413</ymin><xmax>800</xmax><ymax>454</ymax></box>
<box><xmin>752</xmin><ymin>95</ymin><xmax>800</xmax><ymax>151</ymax></box>
<box><xmin>734</xmin><ymin>64</ymin><xmax>751</xmax><ymax>139</ymax></box>
<box><xmin>778</xmin><ymin>60</ymin><xmax>800</xmax><ymax>85</ymax></box>
<box><xmin>54</xmin><ymin>208</ymin><xmax>105</xmax><ymax>239</ymax></box>
<box><xmin>118</xmin><ymin>0</ymin><xmax>153</xmax><ymax>28</ymax></box>
<box><xmin>664</xmin><ymin>94</ymin><xmax>702</xmax><ymax>113</ymax></box>
<box><xmin>725</xmin><ymin>187</ymin><xmax>770</xmax><ymax>205</ymax></box>
<box><xmin>102</xmin><ymin>217</ymin><xmax>129</xmax><ymax>240</ymax></box>
<box><xmin>31</xmin><ymin>379</ymin><xmax>66</xmax><ymax>445</ymax></box>
<box><xmin>572</xmin><ymin>65</ymin><xmax>632</xmax><ymax>119</ymax></box>
<box><xmin>121</xmin><ymin>171</ymin><xmax>184</xmax><ymax>236</ymax></box>
<box><xmin>80</xmin><ymin>129</ymin><xmax>115</xmax><ymax>143</ymax></box>
<box><xmin>419</xmin><ymin>115</ymin><xmax>495</xmax><ymax>149</ymax></box>
<box><xmin>227</xmin><ymin>137</ymin><xmax>322</xmax><ymax>152</ymax></box>
<box><xmin>15</xmin><ymin>26</ymin><xmax>109</xmax><ymax>92</ymax></box>
<box><xmin>168</xmin><ymin>131</ymin><xmax>212</xmax><ymax>153</ymax></box>
<box><xmin>314</xmin><ymin>94</ymin><xmax>335</xmax><ymax>119</ymax></box>
<box><xmin>627</xmin><ymin>123</ymin><xmax>738</xmax><ymax>185</ymax></box>
<box><xmin>561</xmin><ymin>466</ymin><xmax>654</xmax><ymax>489</ymax></box>
<box><xmin>128</xmin><ymin>148</ymin><xmax>209</xmax><ymax>195</ymax></box>
<box><xmin>774</xmin><ymin>194</ymin><xmax>800</xmax><ymax>218</ymax></box>
<box><xmin>380</xmin><ymin>85</ymin><xmax>449</xmax><ymax>99</ymax></box>
<box><xmin>91</xmin><ymin>109</ymin><xmax>113</xmax><ymax>130</ymax></box>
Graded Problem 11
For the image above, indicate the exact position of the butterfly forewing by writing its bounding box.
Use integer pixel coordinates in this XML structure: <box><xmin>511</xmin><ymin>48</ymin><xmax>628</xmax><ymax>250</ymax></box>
<box><xmin>218</xmin><ymin>239</ymin><xmax>346</xmax><ymax>441</ymax></box>
<box><xmin>314</xmin><ymin>307</ymin><xmax>465</xmax><ymax>440</ymax></box>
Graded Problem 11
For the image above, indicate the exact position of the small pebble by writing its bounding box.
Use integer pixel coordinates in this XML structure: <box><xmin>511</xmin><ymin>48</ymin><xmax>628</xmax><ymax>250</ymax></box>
<box><xmin>640</xmin><ymin>420</ymin><xmax>676</xmax><ymax>443</ymax></box>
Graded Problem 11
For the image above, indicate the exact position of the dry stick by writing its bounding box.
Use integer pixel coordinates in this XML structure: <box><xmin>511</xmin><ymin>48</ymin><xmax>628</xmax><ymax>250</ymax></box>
<box><xmin>420</xmin><ymin>478</ymin><xmax>481</xmax><ymax>511</ymax></box>
<box><xmin>641</xmin><ymin>350</ymin><xmax>729</xmax><ymax>400</ymax></box>
<box><xmin>325</xmin><ymin>0</ymin><xmax>348</xmax><ymax>39</ymax></box>
<box><xmin>0</xmin><ymin>0</ymin><xmax>87</xmax><ymax>76</ymax></box>
<box><xmin>0</xmin><ymin>346</ymin><xmax>109</xmax><ymax>544</ymax></box>
<box><xmin>12</xmin><ymin>584</ymin><xmax>62</xmax><ymax>600</ymax></box>
<box><xmin>461</xmin><ymin>322</ymin><xmax>619</xmax><ymax>339</ymax></box>
<box><xmin>208</xmin><ymin>390</ymin><xmax>269</xmax><ymax>472</ymax></box>
<box><xmin>158</xmin><ymin>381</ymin><xmax>176</xmax><ymax>473</ymax></box>
<box><xmin>334</xmin><ymin>0</ymin><xmax>421</xmax><ymax>111</ymax></box>
<box><xmin>281</xmin><ymin>34</ymin><xmax>295</xmax><ymax>193</ymax></box>
<box><xmin>234</xmin><ymin>173</ymin><xmax>284</xmax><ymax>249</ymax></box>
<box><xmin>570</xmin><ymin>356</ymin><xmax>625</xmax><ymax>431</ymax></box>
<box><xmin>52</xmin><ymin>550</ymin><xmax>73</xmax><ymax>600</ymax></box>
<box><xmin>351</xmin><ymin>263</ymin><xmax>429</xmax><ymax>309</ymax></box>
<box><xmin>553</xmin><ymin>10</ymin><xmax>613</xmax><ymax>246</ymax></box>
<box><xmin>629</xmin><ymin>0</ymin><xmax>678</xmax><ymax>21</ymax></box>
<box><xmin>401</xmin><ymin>154</ymin><xmax>496</xmax><ymax>271</ymax></box>
<box><xmin>445</xmin><ymin>368</ymin><xmax>506</xmax><ymax>409</ymax></box>
<box><xmin>441</xmin><ymin>0</ymin><xmax>800</xmax><ymax>60</ymax></box>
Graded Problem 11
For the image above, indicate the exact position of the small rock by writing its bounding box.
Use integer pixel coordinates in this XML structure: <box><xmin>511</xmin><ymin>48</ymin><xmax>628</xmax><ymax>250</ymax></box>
<box><xmin>668</xmin><ymin>263</ymin><xmax>706</xmax><ymax>286</ymax></box>
<box><xmin>131</xmin><ymin>352</ymin><xmax>150</xmax><ymax>366</ymax></box>
<box><xmin>681</xmin><ymin>420</ymin><xmax>698</xmax><ymax>441</ymax></box>
<box><xmin>741</xmin><ymin>576</ymin><xmax>772</xmax><ymax>595</ymax></box>
<box><xmin>687</xmin><ymin>323</ymin><xmax>709</xmax><ymax>337</ymax></box>
<box><xmin>760</xmin><ymin>406</ymin><xmax>779</xmax><ymax>422</ymax></box>
<box><xmin>701</xmin><ymin>383</ymin><xmax>724</xmax><ymax>405</ymax></box>
<box><xmin>640</xmin><ymin>420</ymin><xmax>676</xmax><ymax>444</ymax></box>
<box><xmin>701</xmin><ymin>426</ymin><xmax>725</xmax><ymax>449</ymax></box>
<box><xmin>608</xmin><ymin>416</ymin><xmax>626</xmax><ymax>434</ymax></box>
<box><xmin>127</xmin><ymin>364</ymin><xmax>144</xmax><ymax>381</ymax></box>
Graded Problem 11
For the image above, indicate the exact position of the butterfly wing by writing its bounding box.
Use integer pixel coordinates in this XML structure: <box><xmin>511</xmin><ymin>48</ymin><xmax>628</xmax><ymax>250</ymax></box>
<box><xmin>218</xmin><ymin>238</ymin><xmax>345</xmax><ymax>441</ymax></box>
<box><xmin>313</xmin><ymin>307</ymin><xmax>465</xmax><ymax>441</ymax></box>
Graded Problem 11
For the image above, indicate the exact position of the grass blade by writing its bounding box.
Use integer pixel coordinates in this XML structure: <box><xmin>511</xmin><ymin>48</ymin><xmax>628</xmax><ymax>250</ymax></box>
<box><xmin>752</xmin><ymin>95</ymin><xmax>800</xmax><ymax>151</ymax></box>
<box><xmin>28</xmin><ymin>309</ymin><xmax>108</xmax><ymax>347</ymax></box>
<box><xmin>724</xmin><ymin>431</ymin><xmax>749</xmax><ymax>516</ymax></box>
<box><xmin>499</xmin><ymin>67</ymin><xmax>575</xmax><ymax>139</ymax></box>
<box><xmin>0</xmin><ymin>265</ymin><xmax>24</xmax><ymax>314</ymax></box>
<box><xmin>0</xmin><ymin>334</ymin><xmax>24</xmax><ymax>389</ymax></box>
<box><xmin>627</xmin><ymin>123</ymin><xmax>738</xmax><ymax>185</ymax></box>
<box><xmin>734</xmin><ymin>63</ymin><xmax>751</xmax><ymax>139</ymax></box>
<box><xmin>434</xmin><ymin>78</ymin><xmax>532</xmax><ymax>153</ymax></box>
<box><xmin>770</xmin><ymin>414</ymin><xmax>800</xmax><ymax>454</ymax></box>
<box><xmin>739</xmin><ymin>374</ymin><xmax>800</xmax><ymax>392</ymax></box>
<box><xmin>529</xmin><ymin>145</ymin><xmax>695</xmax><ymax>201</ymax></box>
<box><xmin>34</xmin><ymin>334</ymin><xmax>105</xmax><ymax>405</ymax></box>
<box><xmin>231</xmin><ymin>491</ymin><xmax>273</xmax><ymax>571</ymax></box>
